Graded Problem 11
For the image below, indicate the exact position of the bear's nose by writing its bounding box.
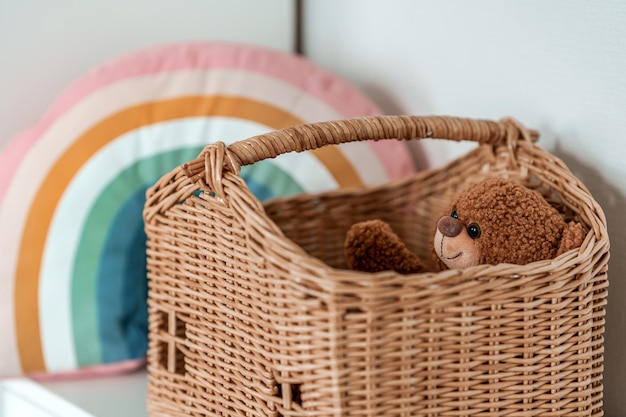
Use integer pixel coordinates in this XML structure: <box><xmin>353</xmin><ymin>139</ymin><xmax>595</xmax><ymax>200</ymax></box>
<box><xmin>438</xmin><ymin>216</ymin><xmax>462</xmax><ymax>237</ymax></box>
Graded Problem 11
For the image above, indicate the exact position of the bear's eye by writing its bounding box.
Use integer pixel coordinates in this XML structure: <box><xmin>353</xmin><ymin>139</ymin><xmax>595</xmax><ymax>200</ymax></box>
<box><xmin>450</xmin><ymin>210</ymin><xmax>458</xmax><ymax>219</ymax></box>
<box><xmin>467</xmin><ymin>223</ymin><xmax>481</xmax><ymax>239</ymax></box>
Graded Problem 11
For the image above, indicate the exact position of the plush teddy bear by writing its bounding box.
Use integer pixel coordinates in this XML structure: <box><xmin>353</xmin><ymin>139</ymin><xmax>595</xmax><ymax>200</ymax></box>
<box><xmin>344</xmin><ymin>177</ymin><xmax>586</xmax><ymax>273</ymax></box>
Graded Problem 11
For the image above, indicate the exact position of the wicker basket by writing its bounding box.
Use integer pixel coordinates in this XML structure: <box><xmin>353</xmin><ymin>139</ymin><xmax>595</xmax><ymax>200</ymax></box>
<box><xmin>143</xmin><ymin>115</ymin><xmax>609</xmax><ymax>417</ymax></box>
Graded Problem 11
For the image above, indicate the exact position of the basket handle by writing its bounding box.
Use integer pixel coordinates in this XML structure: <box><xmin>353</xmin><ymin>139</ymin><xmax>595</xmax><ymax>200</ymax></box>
<box><xmin>183</xmin><ymin>115</ymin><xmax>537</xmax><ymax>186</ymax></box>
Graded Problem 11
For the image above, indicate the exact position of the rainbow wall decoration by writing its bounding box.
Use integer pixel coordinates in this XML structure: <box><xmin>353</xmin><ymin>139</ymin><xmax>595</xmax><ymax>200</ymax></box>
<box><xmin>0</xmin><ymin>42</ymin><xmax>415</xmax><ymax>377</ymax></box>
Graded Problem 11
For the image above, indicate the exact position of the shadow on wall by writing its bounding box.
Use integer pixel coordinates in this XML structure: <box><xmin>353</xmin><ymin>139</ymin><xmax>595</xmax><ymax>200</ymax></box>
<box><xmin>552</xmin><ymin>144</ymin><xmax>625</xmax><ymax>417</ymax></box>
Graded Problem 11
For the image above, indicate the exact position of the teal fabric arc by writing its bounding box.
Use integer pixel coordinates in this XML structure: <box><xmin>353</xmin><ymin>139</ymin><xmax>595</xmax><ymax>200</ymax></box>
<box><xmin>71</xmin><ymin>148</ymin><xmax>304</xmax><ymax>366</ymax></box>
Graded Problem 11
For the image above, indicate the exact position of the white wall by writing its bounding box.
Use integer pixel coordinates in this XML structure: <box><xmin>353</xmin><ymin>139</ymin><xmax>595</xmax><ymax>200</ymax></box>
<box><xmin>304</xmin><ymin>1</ymin><xmax>625</xmax><ymax>415</ymax></box>
<box><xmin>0</xmin><ymin>0</ymin><xmax>295</xmax><ymax>147</ymax></box>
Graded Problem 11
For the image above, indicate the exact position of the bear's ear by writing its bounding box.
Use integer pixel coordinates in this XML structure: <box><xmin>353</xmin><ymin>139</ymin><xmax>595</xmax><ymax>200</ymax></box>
<box><xmin>557</xmin><ymin>221</ymin><xmax>586</xmax><ymax>256</ymax></box>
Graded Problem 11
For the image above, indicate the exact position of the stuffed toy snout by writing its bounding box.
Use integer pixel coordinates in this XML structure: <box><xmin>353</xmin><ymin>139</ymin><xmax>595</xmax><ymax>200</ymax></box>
<box><xmin>433</xmin><ymin>214</ymin><xmax>481</xmax><ymax>270</ymax></box>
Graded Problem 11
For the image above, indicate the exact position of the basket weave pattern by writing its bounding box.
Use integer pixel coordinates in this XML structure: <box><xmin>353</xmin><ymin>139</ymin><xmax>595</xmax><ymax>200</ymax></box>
<box><xmin>143</xmin><ymin>116</ymin><xmax>609</xmax><ymax>417</ymax></box>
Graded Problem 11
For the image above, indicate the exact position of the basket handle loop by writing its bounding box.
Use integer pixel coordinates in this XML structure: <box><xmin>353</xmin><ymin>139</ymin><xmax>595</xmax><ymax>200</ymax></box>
<box><xmin>183</xmin><ymin>142</ymin><xmax>241</xmax><ymax>198</ymax></box>
<box><xmin>182</xmin><ymin>115</ymin><xmax>537</xmax><ymax>184</ymax></box>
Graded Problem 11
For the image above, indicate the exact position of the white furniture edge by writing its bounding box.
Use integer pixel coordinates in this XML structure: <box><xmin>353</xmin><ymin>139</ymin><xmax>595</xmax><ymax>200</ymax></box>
<box><xmin>1</xmin><ymin>378</ymin><xmax>93</xmax><ymax>417</ymax></box>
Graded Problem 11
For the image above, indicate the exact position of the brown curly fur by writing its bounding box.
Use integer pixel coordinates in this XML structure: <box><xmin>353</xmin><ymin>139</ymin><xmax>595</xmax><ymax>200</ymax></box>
<box><xmin>345</xmin><ymin>178</ymin><xmax>586</xmax><ymax>274</ymax></box>
<box><xmin>345</xmin><ymin>220</ymin><xmax>424</xmax><ymax>274</ymax></box>
<box><xmin>448</xmin><ymin>178</ymin><xmax>584</xmax><ymax>266</ymax></box>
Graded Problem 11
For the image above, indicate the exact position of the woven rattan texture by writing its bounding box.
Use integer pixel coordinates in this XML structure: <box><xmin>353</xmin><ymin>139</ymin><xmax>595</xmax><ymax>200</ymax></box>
<box><xmin>143</xmin><ymin>116</ymin><xmax>609</xmax><ymax>417</ymax></box>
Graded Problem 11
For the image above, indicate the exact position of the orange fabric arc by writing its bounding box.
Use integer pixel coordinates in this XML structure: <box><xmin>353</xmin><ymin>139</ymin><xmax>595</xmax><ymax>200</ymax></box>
<box><xmin>14</xmin><ymin>95</ymin><xmax>362</xmax><ymax>373</ymax></box>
